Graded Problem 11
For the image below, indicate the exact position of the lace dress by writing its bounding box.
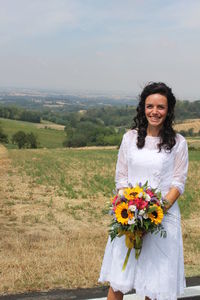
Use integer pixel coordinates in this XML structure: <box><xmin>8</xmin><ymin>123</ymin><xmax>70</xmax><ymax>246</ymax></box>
<box><xmin>99</xmin><ymin>130</ymin><xmax>188</xmax><ymax>300</ymax></box>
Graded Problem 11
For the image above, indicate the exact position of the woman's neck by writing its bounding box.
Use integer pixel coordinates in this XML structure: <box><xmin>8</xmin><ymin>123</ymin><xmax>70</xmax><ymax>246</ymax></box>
<box><xmin>147</xmin><ymin>126</ymin><xmax>161</xmax><ymax>137</ymax></box>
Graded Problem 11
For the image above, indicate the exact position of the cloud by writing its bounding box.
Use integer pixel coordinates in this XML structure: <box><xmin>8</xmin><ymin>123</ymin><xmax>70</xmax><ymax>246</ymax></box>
<box><xmin>162</xmin><ymin>0</ymin><xmax>200</xmax><ymax>30</ymax></box>
<box><xmin>0</xmin><ymin>0</ymin><xmax>78</xmax><ymax>44</ymax></box>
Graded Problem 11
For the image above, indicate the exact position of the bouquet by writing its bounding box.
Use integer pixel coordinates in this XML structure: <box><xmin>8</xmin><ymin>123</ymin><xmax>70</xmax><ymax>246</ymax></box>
<box><xmin>109</xmin><ymin>181</ymin><xmax>167</xmax><ymax>271</ymax></box>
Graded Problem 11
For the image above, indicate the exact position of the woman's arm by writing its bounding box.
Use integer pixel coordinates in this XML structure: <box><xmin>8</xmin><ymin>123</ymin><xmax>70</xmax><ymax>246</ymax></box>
<box><xmin>164</xmin><ymin>187</ymin><xmax>180</xmax><ymax>211</ymax></box>
<box><xmin>165</xmin><ymin>136</ymin><xmax>188</xmax><ymax>211</ymax></box>
<box><xmin>115</xmin><ymin>134</ymin><xmax>129</xmax><ymax>190</ymax></box>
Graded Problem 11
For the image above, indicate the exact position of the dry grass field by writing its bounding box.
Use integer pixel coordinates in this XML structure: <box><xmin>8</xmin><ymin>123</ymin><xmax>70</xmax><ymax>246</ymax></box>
<box><xmin>35</xmin><ymin>122</ymin><xmax>65</xmax><ymax>131</ymax></box>
<box><xmin>186</xmin><ymin>138</ymin><xmax>200</xmax><ymax>150</ymax></box>
<box><xmin>0</xmin><ymin>144</ymin><xmax>200</xmax><ymax>295</ymax></box>
<box><xmin>174</xmin><ymin>118</ymin><xmax>200</xmax><ymax>133</ymax></box>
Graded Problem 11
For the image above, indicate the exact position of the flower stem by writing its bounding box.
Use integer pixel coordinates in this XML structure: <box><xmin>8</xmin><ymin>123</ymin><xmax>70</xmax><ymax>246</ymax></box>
<box><xmin>122</xmin><ymin>248</ymin><xmax>131</xmax><ymax>271</ymax></box>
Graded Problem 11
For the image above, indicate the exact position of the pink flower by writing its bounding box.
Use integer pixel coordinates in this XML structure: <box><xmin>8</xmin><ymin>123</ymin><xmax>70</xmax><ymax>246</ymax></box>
<box><xmin>146</xmin><ymin>189</ymin><xmax>155</xmax><ymax>198</ymax></box>
<box><xmin>131</xmin><ymin>198</ymin><xmax>148</xmax><ymax>210</ymax></box>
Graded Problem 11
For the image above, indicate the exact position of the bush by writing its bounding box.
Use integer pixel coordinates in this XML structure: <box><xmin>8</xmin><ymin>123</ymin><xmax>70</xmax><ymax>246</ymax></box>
<box><xmin>178</xmin><ymin>128</ymin><xmax>200</xmax><ymax>137</ymax></box>
<box><xmin>12</xmin><ymin>131</ymin><xmax>38</xmax><ymax>149</ymax></box>
<box><xmin>0</xmin><ymin>126</ymin><xmax>8</xmax><ymax>143</ymax></box>
<box><xmin>63</xmin><ymin>133</ymin><xmax>87</xmax><ymax>147</ymax></box>
<box><xmin>12</xmin><ymin>131</ymin><xmax>27</xmax><ymax>149</ymax></box>
<box><xmin>26</xmin><ymin>132</ymin><xmax>38</xmax><ymax>148</ymax></box>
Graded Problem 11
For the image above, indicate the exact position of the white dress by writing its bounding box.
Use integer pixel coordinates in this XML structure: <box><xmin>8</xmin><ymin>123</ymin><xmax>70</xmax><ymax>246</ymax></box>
<box><xmin>99</xmin><ymin>130</ymin><xmax>188</xmax><ymax>300</ymax></box>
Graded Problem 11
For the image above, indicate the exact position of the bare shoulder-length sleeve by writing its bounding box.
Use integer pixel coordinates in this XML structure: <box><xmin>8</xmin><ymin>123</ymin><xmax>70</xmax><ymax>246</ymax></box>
<box><xmin>171</xmin><ymin>136</ymin><xmax>189</xmax><ymax>195</ymax></box>
<box><xmin>115</xmin><ymin>134</ymin><xmax>129</xmax><ymax>190</ymax></box>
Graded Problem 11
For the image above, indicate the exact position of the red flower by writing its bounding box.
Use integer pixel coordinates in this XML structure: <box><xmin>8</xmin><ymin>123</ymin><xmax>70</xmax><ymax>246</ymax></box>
<box><xmin>133</xmin><ymin>198</ymin><xmax>148</xmax><ymax>210</ymax></box>
<box><xmin>146</xmin><ymin>189</ymin><xmax>155</xmax><ymax>198</ymax></box>
<box><xmin>112</xmin><ymin>195</ymin><xmax>118</xmax><ymax>206</ymax></box>
<box><xmin>112</xmin><ymin>195</ymin><xmax>121</xmax><ymax>211</ymax></box>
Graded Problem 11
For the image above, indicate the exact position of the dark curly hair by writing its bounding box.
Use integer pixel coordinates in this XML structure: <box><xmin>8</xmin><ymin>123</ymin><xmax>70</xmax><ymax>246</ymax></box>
<box><xmin>132</xmin><ymin>82</ymin><xmax>176</xmax><ymax>151</ymax></box>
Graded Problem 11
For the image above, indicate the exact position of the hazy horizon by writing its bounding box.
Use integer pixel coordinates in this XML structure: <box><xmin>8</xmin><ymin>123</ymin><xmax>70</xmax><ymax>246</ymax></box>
<box><xmin>0</xmin><ymin>84</ymin><xmax>199</xmax><ymax>102</ymax></box>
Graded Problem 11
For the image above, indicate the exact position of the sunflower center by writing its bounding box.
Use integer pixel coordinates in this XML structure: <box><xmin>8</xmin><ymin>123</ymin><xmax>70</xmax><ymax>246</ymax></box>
<box><xmin>130</xmin><ymin>192</ymin><xmax>137</xmax><ymax>197</ymax></box>
<box><xmin>121</xmin><ymin>209</ymin><xmax>128</xmax><ymax>219</ymax></box>
<box><xmin>152</xmin><ymin>211</ymin><xmax>158</xmax><ymax>218</ymax></box>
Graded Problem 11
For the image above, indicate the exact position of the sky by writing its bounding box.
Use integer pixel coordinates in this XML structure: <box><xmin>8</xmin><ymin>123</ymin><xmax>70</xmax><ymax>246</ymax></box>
<box><xmin>0</xmin><ymin>0</ymin><xmax>200</xmax><ymax>99</ymax></box>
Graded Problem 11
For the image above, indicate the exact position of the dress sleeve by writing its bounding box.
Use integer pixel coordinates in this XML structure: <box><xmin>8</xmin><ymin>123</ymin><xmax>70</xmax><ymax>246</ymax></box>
<box><xmin>115</xmin><ymin>134</ymin><xmax>129</xmax><ymax>190</ymax></box>
<box><xmin>171</xmin><ymin>137</ymin><xmax>188</xmax><ymax>194</ymax></box>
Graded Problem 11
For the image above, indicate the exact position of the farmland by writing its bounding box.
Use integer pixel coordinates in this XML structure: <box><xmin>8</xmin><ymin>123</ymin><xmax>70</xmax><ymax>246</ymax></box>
<box><xmin>0</xmin><ymin>145</ymin><xmax>200</xmax><ymax>294</ymax></box>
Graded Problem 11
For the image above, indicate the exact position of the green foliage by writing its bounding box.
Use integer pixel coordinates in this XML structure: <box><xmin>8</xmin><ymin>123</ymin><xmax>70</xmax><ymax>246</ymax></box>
<box><xmin>20</xmin><ymin>110</ymin><xmax>41</xmax><ymax>123</ymax></box>
<box><xmin>175</xmin><ymin>100</ymin><xmax>200</xmax><ymax>121</ymax></box>
<box><xmin>26</xmin><ymin>132</ymin><xmax>38</xmax><ymax>148</ymax></box>
<box><xmin>0</xmin><ymin>105</ymin><xmax>41</xmax><ymax>123</ymax></box>
<box><xmin>179</xmin><ymin>128</ymin><xmax>200</xmax><ymax>137</ymax></box>
<box><xmin>63</xmin><ymin>116</ymin><xmax>124</xmax><ymax>147</ymax></box>
<box><xmin>0</xmin><ymin>125</ymin><xmax>8</xmax><ymax>143</ymax></box>
<box><xmin>12</xmin><ymin>131</ymin><xmax>38</xmax><ymax>149</ymax></box>
<box><xmin>12</xmin><ymin>131</ymin><xmax>27</xmax><ymax>149</ymax></box>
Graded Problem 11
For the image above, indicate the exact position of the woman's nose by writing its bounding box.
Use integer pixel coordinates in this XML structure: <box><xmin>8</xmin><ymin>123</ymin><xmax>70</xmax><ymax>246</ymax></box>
<box><xmin>152</xmin><ymin>107</ymin><xmax>158</xmax><ymax>114</ymax></box>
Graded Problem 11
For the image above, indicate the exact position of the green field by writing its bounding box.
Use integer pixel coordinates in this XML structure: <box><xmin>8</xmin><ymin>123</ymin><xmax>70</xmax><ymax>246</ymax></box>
<box><xmin>189</xmin><ymin>150</ymin><xmax>200</xmax><ymax>161</ymax></box>
<box><xmin>0</xmin><ymin>118</ymin><xmax>66</xmax><ymax>148</ymax></box>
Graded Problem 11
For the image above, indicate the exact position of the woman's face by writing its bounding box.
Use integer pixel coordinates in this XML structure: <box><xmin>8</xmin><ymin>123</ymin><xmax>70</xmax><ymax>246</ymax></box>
<box><xmin>145</xmin><ymin>93</ymin><xmax>168</xmax><ymax>129</ymax></box>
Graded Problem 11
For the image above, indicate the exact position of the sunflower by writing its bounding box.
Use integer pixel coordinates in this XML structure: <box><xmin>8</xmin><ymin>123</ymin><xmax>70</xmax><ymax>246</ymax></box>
<box><xmin>115</xmin><ymin>202</ymin><xmax>131</xmax><ymax>225</ymax></box>
<box><xmin>148</xmin><ymin>205</ymin><xmax>164</xmax><ymax>225</ymax></box>
<box><xmin>124</xmin><ymin>186</ymin><xmax>144</xmax><ymax>201</ymax></box>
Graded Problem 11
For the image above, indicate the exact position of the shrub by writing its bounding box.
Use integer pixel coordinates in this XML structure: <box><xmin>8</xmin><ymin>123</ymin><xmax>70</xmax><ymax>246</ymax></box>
<box><xmin>12</xmin><ymin>131</ymin><xmax>38</xmax><ymax>149</ymax></box>
<box><xmin>0</xmin><ymin>126</ymin><xmax>8</xmax><ymax>143</ymax></box>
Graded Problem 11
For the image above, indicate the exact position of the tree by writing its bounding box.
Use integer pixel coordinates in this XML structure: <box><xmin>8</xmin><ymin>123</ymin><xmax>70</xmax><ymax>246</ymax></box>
<box><xmin>188</xmin><ymin>128</ymin><xmax>194</xmax><ymax>137</ymax></box>
<box><xmin>20</xmin><ymin>111</ymin><xmax>41</xmax><ymax>123</ymax></box>
<box><xmin>12</xmin><ymin>131</ymin><xmax>27</xmax><ymax>149</ymax></box>
<box><xmin>12</xmin><ymin>131</ymin><xmax>39</xmax><ymax>149</ymax></box>
<box><xmin>26</xmin><ymin>132</ymin><xmax>38</xmax><ymax>148</ymax></box>
<box><xmin>0</xmin><ymin>126</ymin><xmax>8</xmax><ymax>143</ymax></box>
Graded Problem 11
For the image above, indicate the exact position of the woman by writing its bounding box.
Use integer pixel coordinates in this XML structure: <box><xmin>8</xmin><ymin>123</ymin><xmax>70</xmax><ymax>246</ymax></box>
<box><xmin>99</xmin><ymin>82</ymin><xmax>188</xmax><ymax>300</ymax></box>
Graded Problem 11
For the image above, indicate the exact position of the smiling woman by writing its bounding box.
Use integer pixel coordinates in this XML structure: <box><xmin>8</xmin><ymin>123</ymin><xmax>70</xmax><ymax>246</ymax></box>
<box><xmin>145</xmin><ymin>94</ymin><xmax>168</xmax><ymax>135</ymax></box>
<box><xmin>99</xmin><ymin>82</ymin><xmax>189</xmax><ymax>300</ymax></box>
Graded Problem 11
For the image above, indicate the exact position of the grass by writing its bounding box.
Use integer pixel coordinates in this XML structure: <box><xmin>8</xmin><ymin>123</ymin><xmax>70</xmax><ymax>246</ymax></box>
<box><xmin>189</xmin><ymin>149</ymin><xmax>200</xmax><ymax>161</ymax></box>
<box><xmin>9</xmin><ymin>148</ymin><xmax>117</xmax><ymax>199</ymax></box>
<box><xmin>0</xmin><ymin>146</ymin><xmax>200</xmax><ymax>294</ymax></box>
<box><xmin>187</xmin><ymin>138</ymin><xmax>200</xmax><ymax>150</ymax></box>
<box><xmin>0</xmin><ymin>118</ymin><xmax>66</xmax><ymax>148</ymax></box>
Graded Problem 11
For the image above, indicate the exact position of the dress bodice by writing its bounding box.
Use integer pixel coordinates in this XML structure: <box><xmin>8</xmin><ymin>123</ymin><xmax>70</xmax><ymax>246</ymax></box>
<box><xmin>115</xmin><ymin>130</ymin><xmax>188</xmax><ymax>197</ymax></box>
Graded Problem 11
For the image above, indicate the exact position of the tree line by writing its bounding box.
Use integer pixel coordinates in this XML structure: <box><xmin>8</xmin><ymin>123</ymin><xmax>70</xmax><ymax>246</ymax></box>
<box><xmin>179</xmin><ymin>128</ymin><xmax>200</xmax><ymax>137</ymax></box>
<box><xmin>1</xmin><ymin>99</ymin><xmax>200</xmax><ymax>126</ymax></box>
<box><xmin>0</xmin><ymin>100</ymin><xmax>200</xmax><ymax>148</ymax></box>
<box><xmin>0</xmin><ymin>106</ymin><xmax>41</xmax><ymax>123</ymax></box>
